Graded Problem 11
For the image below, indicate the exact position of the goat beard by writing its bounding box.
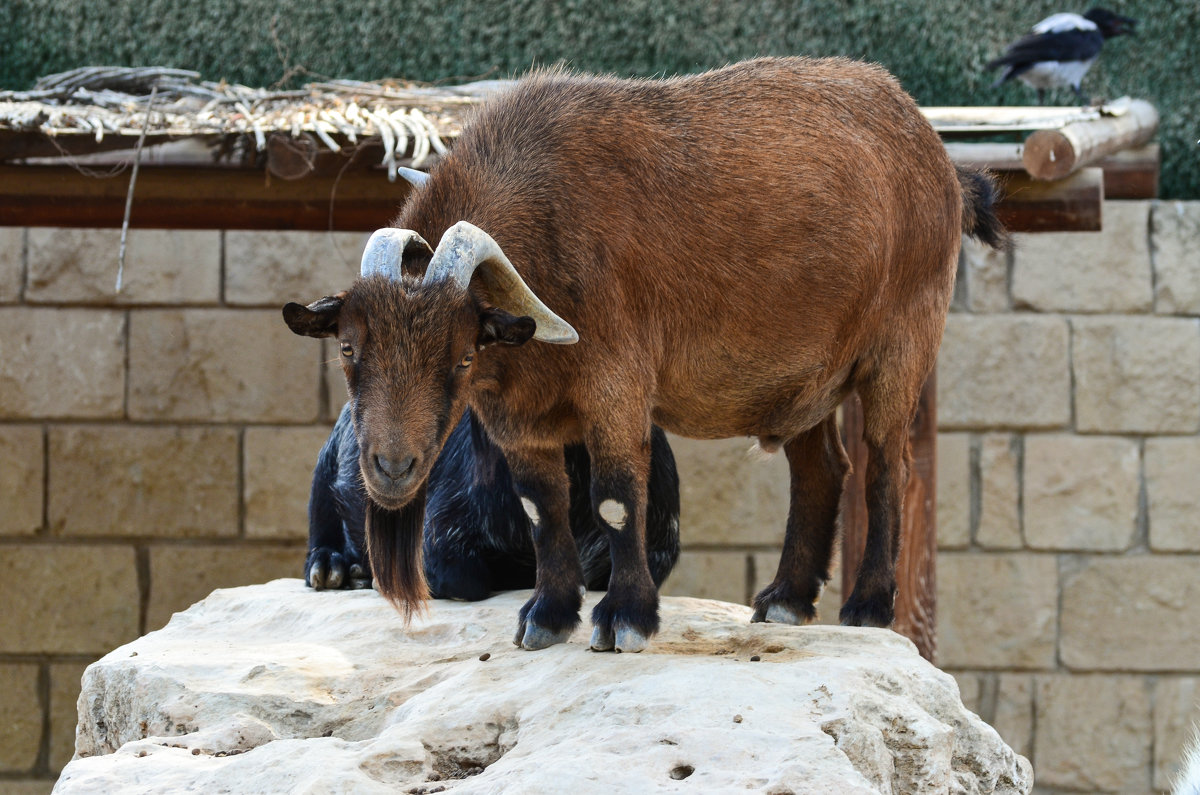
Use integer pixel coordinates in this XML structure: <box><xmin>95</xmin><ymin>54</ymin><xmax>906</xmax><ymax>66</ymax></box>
<box><xmin>365</xmin><ymin>484</ymin><xmax>429</xmax><ymax>622</ymax></box>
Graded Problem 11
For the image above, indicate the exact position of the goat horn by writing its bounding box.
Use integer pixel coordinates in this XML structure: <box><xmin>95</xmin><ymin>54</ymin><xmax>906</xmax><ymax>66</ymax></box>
<box><xmin>424</xmin><ymin>221</ymin><xmax>579</xmax><ymax>344</ymax></box>
<box><xmin>360</xmin><ymin>228</ymin><xmax>433</xmax><ymax>280</ymax></box>
<box><xmin>395</xmin><ymin>167</ymin><xmax>430</xmax><ymax>189</ymax></box>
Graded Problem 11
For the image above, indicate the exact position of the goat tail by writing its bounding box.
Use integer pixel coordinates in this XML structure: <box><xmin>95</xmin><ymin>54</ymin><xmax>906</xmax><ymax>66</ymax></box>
<box><xmin>956</xmin><ymin>165</ymin><xmax>1012</xmax><ymax>252</ymax></box>
<box><xmin>366</xmin><ymin>486</ymin><xmax>429</xmax><ymax>623</ymax></box>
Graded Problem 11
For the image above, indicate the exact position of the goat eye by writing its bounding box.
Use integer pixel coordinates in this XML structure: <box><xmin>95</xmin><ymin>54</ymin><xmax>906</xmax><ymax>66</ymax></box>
<box><xmin>340</xmin><ymin>344</ymin><xmax>354</xmax><ymax>358</ymax></box>
<box><xmin>457</xmin><ymin>352</ymin><xmax>474</xmax><ymax>369</ymax></box>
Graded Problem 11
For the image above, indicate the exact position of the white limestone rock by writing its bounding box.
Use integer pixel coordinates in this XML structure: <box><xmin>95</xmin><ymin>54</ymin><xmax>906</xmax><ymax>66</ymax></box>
<box><xmin>57</xmin><ymin>580</ymin><xmax>1032</xmax><ymax>794</ymax></box>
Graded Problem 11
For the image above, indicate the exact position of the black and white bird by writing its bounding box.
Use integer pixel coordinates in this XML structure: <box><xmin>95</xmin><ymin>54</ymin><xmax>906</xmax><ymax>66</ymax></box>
<box><xmin>988</xmin><ymin>8</ymin><xmax>1137</xmax><ymax>104</ymax></box>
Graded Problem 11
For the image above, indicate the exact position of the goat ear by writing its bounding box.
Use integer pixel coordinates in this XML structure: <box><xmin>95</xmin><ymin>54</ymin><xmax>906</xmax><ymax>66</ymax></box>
<box><xmin>478</xmin><ymin>307</ymin><xmax>536</xmax><ymax>348</ymax></box>
<box><xmin>283</xmin><ymin>294</ymin><xmax>345</xmax><ymax>338</ymax></box>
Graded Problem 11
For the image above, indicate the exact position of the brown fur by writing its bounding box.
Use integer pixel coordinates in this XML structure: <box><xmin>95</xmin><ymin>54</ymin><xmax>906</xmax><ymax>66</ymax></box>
<box><xmin>285</xmin><ymin>57</ymin><xmax>1008</xmax><ymax>636</ymax></box>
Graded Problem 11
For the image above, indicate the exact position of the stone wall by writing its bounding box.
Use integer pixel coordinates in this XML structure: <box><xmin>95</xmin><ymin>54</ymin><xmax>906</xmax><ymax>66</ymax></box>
<box><xmin>1</xmin><ymin>201</ymin><xmax>1198</xmax><ymax>792</ymax></box>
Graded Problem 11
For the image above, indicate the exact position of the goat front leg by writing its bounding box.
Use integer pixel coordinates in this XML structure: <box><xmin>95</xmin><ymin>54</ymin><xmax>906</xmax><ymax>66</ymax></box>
<box><xmin>506</xmin><ymin>444</ymin><xmax>585</xmax><ymax>650</ymax></box>
<box><xmin>586</xmin><ymin>426</ymin><xmax>659</xmax><ymax>653</ymax></box>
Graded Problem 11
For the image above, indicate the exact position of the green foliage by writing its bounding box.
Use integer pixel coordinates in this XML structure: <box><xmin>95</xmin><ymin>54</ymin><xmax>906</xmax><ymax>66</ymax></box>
<box><xmin>3</xmin><ymin>0</ymin><xmax>1195</xmax><ymax>196</ymax></box>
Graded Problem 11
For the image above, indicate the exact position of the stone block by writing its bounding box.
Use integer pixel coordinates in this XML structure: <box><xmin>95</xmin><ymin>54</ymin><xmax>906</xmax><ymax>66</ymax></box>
<box><xmin>147</xmin><ymin>545</ymin><xmax>303</xmax><ymax>630</ymax></box>
<box><xmin>26</xmin><ymin>228</ymin><xmax>219</xmax><ymax>305</ymax></box>
<box><xmin>0</xmin><ymin>545</ymin><xmax>139</xmax><ymax>654</ymax></box>
<box><xmin>224</xmin><ymin>230</ymin><xmax>367</xmax><ymax>305</ymax></box>
<box><xmin>669</xmin><ymin>435</ymin><xmax>789</xmax><ymax>547</ymax></box>
<box><xmin>1146</xmin><ymin>438</ymin><xmax>1200</xmax><ymax>551</ymax></box>
<box><xmin>1061</xmin><ymin>556</ymin><xmax>1200</xmax><ymax>671</ymax></box>
<box><xmin>0</xmin><ymin>426</ymin><xmax>43</xmax><ymax>535</ymax></box>
<box><xmin>0</xmin><ymin>782</ymin><xmax>56</xmax><ymax>794</ymax></box>
<box><xmin>0</xmin><ymin>309</ymin><xmax>125</xmax><ymax>420</ymax></box>
<box><xmin>245</xmin><ymin>426</ymin><xmax>335</xmax><ymax>540</ymax></box>
<box><xmin>0</xmin><ymin>227</ymin><xmax>23</xmax><ymax>302</ymax></box>
<box><xmin>936</xmin><ymin>432</ymin><xmax>970</xmax><ymax>549</ymax></box>
<box><xmin>325</xmin><ymin>353</ymin><xmax>349</xmax><ymax>423</ymax></box>
<box><xmin>0</xmin><ymin>663</ymin><xmax>41</xmax><ymax>772</ymax></box>
<box><xmin>660</xmin><ymin>550</ymin><xmax>748</xmax><ymax>605</ymax></box>
<box><xmin>751</xmin><ymin>549</ymin><xmax>842</xmax><ymax>625</ymax></box>
<box><xmin>1034</xmin><ymin>674</ymin><xmax>1152</xmax><ymax>792</ymax></box>
<box><xmin>1153</xmin><ymin>201</ymin><xmax>1200</xmax><ymax>315</ymax></box>
<box><xmin>1073</xmin><ymin>316</ymin><xmax>1200</xmax><ymax>434</ymax></box>
<box><xmin>993</xmin><ymin>674</ymin><xmax>1033</xmax><ymax>761</ymax></box>
<box><xmin>961</xmin><ymin>235</ymin><xmax>1009</xmax><ymax>312</ymax></box>
<box><xmin>976</xmin><ymin>434</ymin><xmax>1021</xmax><ymax>549</ymax></box>
<box><xmin>48</xmin><ymin>426</ymin><xmax>238</xmax><ymax>538</ymax></box>
<box><xmin>51</xmin><ymin>661</ymin><xmax>90</xmax><ymax>771</ymax></box>
<box><xmin>1023</xmin><ymin>434</ymin><xmax>1139</xmax><ymax>551</ymax></box>
<box><xmin>1012</xmin><ymin>201</ymin><xmax>1153</xmax><ymax>312</ymax></box>
<box><xmin>937</xmin><ymin>315</ymin><xmax>1070</xmax><ymax>430</ymax></box>
<box><xmin>936</xmin><ymin>552</ymin><xmax>1057</xmax><ymax>670</ymax></box>
<box><xmin>128</xmin><ymin>309</ymin><xmax>320</xmax><ymax>422</ymax></box>
<box><xmin>1155</xmin><ymin>677</ymin><xmax>1200</xmax><ymax>792</ymax></box>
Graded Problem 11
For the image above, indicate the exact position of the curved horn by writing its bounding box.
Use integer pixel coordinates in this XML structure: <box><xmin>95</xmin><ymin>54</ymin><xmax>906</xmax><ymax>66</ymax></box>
<box><xmin>360</xmin><ymin>228</ymin><xmax>433</xmax><ymax>280</ymax></box>
<box><xmin>396</xmin><ymin>167</ymin><xmax>430</xmax><ymax>189</ymax></box>
<box><xmin>423</xmin><ymin>221</ymin><xmax>579</xmax><ymax>344</ymax></box>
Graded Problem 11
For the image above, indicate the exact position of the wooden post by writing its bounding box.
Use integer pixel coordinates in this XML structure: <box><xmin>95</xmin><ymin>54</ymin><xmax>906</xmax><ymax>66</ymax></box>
<box><xmin>840</xmin><ymin>370</ymin><xmax>937</xmax><ymax>662</ymax></box>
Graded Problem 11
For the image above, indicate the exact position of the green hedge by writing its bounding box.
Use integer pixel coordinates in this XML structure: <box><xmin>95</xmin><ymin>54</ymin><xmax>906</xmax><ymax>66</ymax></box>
<box><xmin>3</xmin><ymin>0</ymin><xmax>1195</xmax><ymax>197</ymax></box>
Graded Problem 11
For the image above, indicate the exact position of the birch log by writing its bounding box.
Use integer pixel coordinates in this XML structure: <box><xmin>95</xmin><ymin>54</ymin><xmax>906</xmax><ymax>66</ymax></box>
<box><xmin>1022</xmin><ymin>98</ymin><xmax>1159</xmax><ymax>181</ymax></box>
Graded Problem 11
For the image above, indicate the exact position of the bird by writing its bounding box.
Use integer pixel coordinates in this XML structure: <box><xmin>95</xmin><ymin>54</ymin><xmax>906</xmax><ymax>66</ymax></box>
<box><xmin>987</xmin><ymin>8</ymin><xmax>1137</xmax><ymax>105</ymax></box>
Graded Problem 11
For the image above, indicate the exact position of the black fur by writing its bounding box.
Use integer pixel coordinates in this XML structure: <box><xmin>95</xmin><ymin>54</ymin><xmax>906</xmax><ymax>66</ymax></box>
<box><xmin>306</xmin><ymin>403</ymin><xmax>681</xmax><ymax>599</ymax></box>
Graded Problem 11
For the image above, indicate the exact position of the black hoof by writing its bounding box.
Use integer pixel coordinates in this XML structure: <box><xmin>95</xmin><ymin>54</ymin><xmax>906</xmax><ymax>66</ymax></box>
<box><xmin>305</xmin><ymin>547</ymin><xmax>369</xmax><ymax>591</ymax></box>
<box><xmin>750</xmin><ymin>581</ymin><xmax>818</xmax><ymax>625</ymax></box>
<box><xmin>839</xmin><ymin>587</ymin><xmax>895</xmax><ymax>628</ymax></box>
<box><xmin>514</xmin><ymin>589</ymin><xmax>582</xmax><ymax>651</ymax></box>
<box><xmin>590</xmin><ymin>589</ymin><xmax>659</xmax><ymax>653</ymax></box>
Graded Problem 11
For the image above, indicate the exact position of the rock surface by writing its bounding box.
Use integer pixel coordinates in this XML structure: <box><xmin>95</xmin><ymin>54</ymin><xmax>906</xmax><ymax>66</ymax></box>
<box><xmin>57</xmin><ymin>580</ymin><xmax>1032</xmax><ymax>794</ymax></box>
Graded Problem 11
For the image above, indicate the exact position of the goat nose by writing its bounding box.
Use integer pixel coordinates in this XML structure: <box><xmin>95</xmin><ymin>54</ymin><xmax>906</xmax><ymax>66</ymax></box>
<box><xmin>374</xmin><ymin>453</ymin><xmax>417</xmax><ymax>483</ymax></box>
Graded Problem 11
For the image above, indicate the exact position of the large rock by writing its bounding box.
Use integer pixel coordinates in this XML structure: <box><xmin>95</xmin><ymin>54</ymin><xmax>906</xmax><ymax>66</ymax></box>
<box><xmin>57</xmin><ymin>581</ymin><xmax>1032</xmax><ymax>794</ymax></box>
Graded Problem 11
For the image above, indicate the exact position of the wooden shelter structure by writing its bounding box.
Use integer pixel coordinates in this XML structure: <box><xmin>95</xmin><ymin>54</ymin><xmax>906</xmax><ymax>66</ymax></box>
<box><xmin>0</xmin><ymin>67</ymin><xmax>1162</xmax><ymax>660</ymax></box>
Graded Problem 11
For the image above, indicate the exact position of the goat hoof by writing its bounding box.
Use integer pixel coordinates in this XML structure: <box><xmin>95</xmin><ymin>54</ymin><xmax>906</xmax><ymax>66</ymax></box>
<box><xmin>590</xmin><ymin>625</ymin><xmax>615</xmax><ymax>652</ymax></box>
<box><xmin>614</xmin><ymin>626</ymin><xmax>649</xmax><ymax>653</ymax></box>
<box><xmin>751</xmin><ymin>603</ymin><xmax>802</xmax><ymax>625</ymax></box>
<box><xmin>519</xmin><ymin>624</ymin><xmax>573</xmax><ymax>650</ymax></box>
<box><xmin>839</xmin><ymin>589</ymin><xmax>895</xmax><ymax>628</ymax></box>
<box><xmin>306</xmin><ymin>548</ymin><xmax>347</xmax><ymax>590</ymax></box>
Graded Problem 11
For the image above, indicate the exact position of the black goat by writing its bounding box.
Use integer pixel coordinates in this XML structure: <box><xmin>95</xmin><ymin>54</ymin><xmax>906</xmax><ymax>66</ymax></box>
<box><xmin>306</xmin><ymin>403</ymin><xmax>681</xmax><ymax>600</ymax></box>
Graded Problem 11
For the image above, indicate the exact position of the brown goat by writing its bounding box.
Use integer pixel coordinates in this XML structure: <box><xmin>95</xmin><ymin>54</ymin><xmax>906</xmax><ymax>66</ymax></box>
<box><xmin>284</xmin><ymin>57</ymin><xmax>1008</xmax><ymax>652</ymax></box>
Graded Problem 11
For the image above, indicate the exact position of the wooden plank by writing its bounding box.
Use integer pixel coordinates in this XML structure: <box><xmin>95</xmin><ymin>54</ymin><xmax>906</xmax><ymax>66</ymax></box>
<box><xmin>1022</xmin><ymin>99</ymin><xmax>1159</xmax><ymax>181</ymax></box>
<box><xmin>994</xmin><ymin>167</ymin><xmax>1104</xmax><ymax>233</ymax></box>
<box><xmin>839</xmin><ymin>372</ymin><xmax>937</xmax><ymax>663</ymax></box>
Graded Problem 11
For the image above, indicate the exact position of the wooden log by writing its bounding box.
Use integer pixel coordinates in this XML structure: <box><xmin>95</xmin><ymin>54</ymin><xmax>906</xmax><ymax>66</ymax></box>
<box><xmin>1022</xmin><ymin>98</ymin><xmax>1159</xmax><ymax>181</ymax></box>
<box><xmin>840</xmin><ymin>371</ymin><xmax>938</xmax><ymax>662</ymax></box>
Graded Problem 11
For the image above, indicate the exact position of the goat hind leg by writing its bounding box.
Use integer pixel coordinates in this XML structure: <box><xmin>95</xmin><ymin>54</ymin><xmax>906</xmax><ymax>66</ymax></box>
<box><xmin>752</xmin><ymin>415</ymin><xmax>848</xmax><ymax>625</ymax></box>
<box><xmin>840</xmin><ymin>417</ymin><xmax>910</xmax><ymax>628</ymax></box>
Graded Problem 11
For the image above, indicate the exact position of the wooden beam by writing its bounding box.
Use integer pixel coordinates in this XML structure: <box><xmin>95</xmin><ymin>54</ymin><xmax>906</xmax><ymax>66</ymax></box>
<box><xmin>0</xmin><ymin>162</ymin><xmax>1105</xmax><ymax>233</ymax></box>
<box><xmin>1022</xmin><ymin>99</ymin><xmax>1159</xmax><ymax>181</ymax></box>
<box><xmin>0</xmin><ymin>164</ymin><xmax>411</xmax><ymax>231</ymax></box>
<box><xmin>840</xmin><ymin>371</ymin><xmax>938</xmax><ymax>662</ymax></box>
<box><xmin>994</xmin><ymin>167</ymin><xmax>1104</xmax><ymax>233</ymax></box>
